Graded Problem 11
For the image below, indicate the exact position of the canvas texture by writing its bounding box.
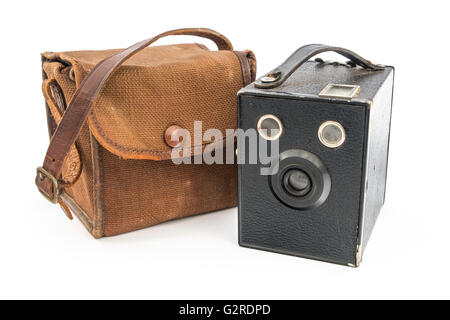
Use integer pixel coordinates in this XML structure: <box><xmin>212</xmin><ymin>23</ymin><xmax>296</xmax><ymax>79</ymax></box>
<box><xmin>41</xmin><ymin>42</ymin><xmax>255</xmax><ymax>237</ymax></box>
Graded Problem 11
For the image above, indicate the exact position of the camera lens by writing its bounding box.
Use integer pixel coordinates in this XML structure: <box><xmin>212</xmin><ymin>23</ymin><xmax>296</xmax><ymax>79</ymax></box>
<box><xmin>257</xmin><ymin>114</ymin><xmax>283</xmax><ymax>140</ymax></box>
<box><xmin>269</xmin><ymin>150</ymin><xmax>331</xmax><ymax>209</ymax></box>
<box><xmin>283</xmin><ymin>169</ymin><xmax>312</xmax><ymax>197</ymax></box>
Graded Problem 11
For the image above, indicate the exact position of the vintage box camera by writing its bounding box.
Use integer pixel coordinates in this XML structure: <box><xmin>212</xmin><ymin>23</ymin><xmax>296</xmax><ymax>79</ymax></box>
<box><xmin>237</xmin><ymin>44</ymin><xmax>394</xmax><ymax>266</ymax></box>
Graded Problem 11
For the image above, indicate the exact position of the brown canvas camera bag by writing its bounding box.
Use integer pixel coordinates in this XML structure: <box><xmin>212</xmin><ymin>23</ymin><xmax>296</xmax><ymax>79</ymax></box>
<box><xmin>36</xmin><ymin>28</ymin><xmax>256</xmax><ymax>238</ymax></box>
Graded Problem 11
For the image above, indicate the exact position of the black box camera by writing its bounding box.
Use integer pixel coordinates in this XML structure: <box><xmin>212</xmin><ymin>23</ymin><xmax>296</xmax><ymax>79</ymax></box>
<box><xmin>237</xmin><ymin>44</ymin><xmax>394</xmax><ymax>266</ymax></box>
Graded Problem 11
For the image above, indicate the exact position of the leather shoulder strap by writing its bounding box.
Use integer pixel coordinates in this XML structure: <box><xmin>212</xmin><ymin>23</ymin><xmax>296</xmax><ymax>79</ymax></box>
<box><xmin>36</xmin><ymin>28</ymin><xmax>233</xmax><ymax>203</ymax></box>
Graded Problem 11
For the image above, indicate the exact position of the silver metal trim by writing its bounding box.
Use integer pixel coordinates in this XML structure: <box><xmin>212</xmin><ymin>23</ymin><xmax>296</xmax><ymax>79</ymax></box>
<box><xmin>260</xmin><ymin>76</ymin><xmax>277</xmax><ymax>83</ymax></box>
<box><xmin>257</xmin><ymin>114</ymin><xmax>283</xmax><ymax>141</ymax></box>
<box><xmin>319</xmin><ymin>84</ymin><xmax>361</xmax><ymax>99</ymax></box>
<box><xmin>318</xmin><ymin>121</ymin><xmax>346</xmax><ymax>148</ymax></box>
<box><xmin>355</xmin><ymin>245</ymin><xmax>362</xmax><ymax>267</ymax></box>
<box><xmin>260</xmin><ymin>72</ymin><xmax>281</xmax><ymax>83</ymax></box>
<box><xmin>358</xmin><ymin>70</ymin><xmax>395</xmax><ymax>257</ymax></box>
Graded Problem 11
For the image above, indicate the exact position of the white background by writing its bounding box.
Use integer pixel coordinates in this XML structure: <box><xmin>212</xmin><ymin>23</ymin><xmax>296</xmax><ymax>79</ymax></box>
<box><xmin>1</xmin><ymin>0</ymin><xmax>449</xmax><ymax>300</ymax></box>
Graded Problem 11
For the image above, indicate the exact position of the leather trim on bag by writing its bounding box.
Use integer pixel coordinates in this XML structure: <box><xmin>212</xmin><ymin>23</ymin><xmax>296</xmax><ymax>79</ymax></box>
<box><xmin>42</xmin><ymin>56</ymin><xmax>58</xmax><ymax>138</ymax></box>
<box><xmin>233</xmin><ymin>51</ymin><xmax>252</xmax><ymax>86</ymax></box>
<box><xmin>91</xmin><ymin>135</ymin><xmax>104</xmax><ymax>238</ymax></box>
<box><xmin>234</xmin><ymin>50</ymin><xmax>257</xmax><ymax>86</ymax></box>
<box><xmin>60</xmin><ymin>192</ymin><xmax>93</xmax><ymax>233</ymax></box>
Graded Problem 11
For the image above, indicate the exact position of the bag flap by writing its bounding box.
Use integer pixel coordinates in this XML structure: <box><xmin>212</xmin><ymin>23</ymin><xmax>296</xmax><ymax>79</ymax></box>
<box><xmin>42</xmin><ymin>43</ymin><xmax>246</xmax><ymax>160</ymax></box>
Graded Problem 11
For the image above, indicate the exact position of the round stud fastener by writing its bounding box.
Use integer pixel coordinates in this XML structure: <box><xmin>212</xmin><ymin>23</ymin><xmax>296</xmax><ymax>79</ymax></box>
<box><xmin>260</xmin><ymin>76</ymin><xmax>277</xmax><ymax>83</ymax></box>
<box><xmin>164</xmin><ymin>125</ymin><xmax>185</xmax><ymax>148</ymax></box>
<box><xmin>260</xmin><ymin>72</ymin><xmax>281</xmax><ymax>83</ymax></box>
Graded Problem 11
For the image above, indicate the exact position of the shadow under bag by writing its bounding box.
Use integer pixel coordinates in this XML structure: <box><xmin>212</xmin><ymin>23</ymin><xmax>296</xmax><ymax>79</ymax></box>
<box><xmin>36</xmin><ymin>28</ymin><xmax>256</xmax><ymax>237</ymax></box>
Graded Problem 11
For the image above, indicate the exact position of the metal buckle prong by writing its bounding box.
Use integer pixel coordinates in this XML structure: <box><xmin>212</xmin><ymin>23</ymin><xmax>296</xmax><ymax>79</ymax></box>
<box><xmin>36</xmin><ymin>167</ymin><xmax>60</xmax><ymax>204</ymax></box>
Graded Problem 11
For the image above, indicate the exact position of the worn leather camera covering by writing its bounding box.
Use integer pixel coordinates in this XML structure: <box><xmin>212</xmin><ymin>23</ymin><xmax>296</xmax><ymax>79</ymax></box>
<box><xmin>238</xmin><ymin>95</ymin><xmax>367</xmax><ymax>265</ymax></box>
<box><xmin>40</xmin><ymin>29</ymin><xmax>256</xmax><ymax>237</ymax></box>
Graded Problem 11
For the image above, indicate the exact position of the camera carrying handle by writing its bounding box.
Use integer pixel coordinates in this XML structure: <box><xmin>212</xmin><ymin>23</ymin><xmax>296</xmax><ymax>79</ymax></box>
<box><xmin>255</xmin><ymin>44</ymin><xmax>384</xmax><ymax>89</ymax></box>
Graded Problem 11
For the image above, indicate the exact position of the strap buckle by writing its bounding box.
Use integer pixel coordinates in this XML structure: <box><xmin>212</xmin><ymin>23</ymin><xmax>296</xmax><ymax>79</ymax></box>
<box><xmin>36</xmin><ymin>167</ymin><xmax>60</xmax><ymax>204</ymax></box>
